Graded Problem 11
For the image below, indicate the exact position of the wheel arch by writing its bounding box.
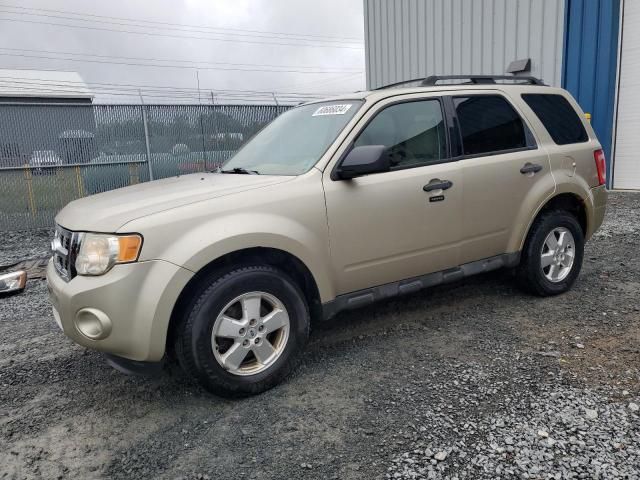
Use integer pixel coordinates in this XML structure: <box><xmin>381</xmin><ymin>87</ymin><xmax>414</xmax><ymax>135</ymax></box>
<box><xmin>166</xmin><ymin>247</ymin><xmax>322</xmax><ymax>356</ymax></box>
<box><xmin>518</xmin><ymin>192</ymin><xmax>588</xmax><ymax>251</ymax></box>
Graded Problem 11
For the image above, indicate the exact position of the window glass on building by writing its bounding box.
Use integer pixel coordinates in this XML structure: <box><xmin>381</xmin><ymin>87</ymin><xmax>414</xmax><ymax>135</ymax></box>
<box><xmin>522</xmin><ymin>94</ymin><xmax>589</xmax><ymax>145</ymax></box>
<box><xmin>453</xmin><ymin>96</ymin><xmax>527</xmax><ymax>156</ymax></box>
<box><xmin>354</xmin><ymin>100</ymin><xmax>447</xmax><ymax>168</ymax></box>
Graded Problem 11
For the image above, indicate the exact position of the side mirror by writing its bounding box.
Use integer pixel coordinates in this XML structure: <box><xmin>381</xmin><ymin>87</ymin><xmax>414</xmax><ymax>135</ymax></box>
<box><xmin>336</xmin><ymin>145</ymin><xmax>390</xmax><ymax>180</ymax></box>
<box><xmin>0</xmin><ymin>270</ymin><xmax>27</xmax><ymax>296</ymax></box>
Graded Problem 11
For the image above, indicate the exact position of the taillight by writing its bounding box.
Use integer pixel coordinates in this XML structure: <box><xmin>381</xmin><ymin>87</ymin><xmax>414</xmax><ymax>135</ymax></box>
<box><xmin>594</xmin><ymin>149</ymin><xmax>606</xmax><ymax>186</ymax></box>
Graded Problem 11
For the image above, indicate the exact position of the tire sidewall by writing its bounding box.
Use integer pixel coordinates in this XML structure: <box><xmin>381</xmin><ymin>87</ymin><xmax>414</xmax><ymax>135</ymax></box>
<box><xmin>187</xmin><ymin>268</ymin><xmax>309</xmax><ymax>395</ymax></box>
<box><xmin>527</xmin><ymin>213</ymin><xmax>584</xmax><ymax>294</ymax></box>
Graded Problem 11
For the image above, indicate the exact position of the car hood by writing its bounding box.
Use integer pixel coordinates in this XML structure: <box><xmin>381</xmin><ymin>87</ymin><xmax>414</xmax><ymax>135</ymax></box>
<box><xmin>56</xmin><ymin>173</ymin><xmax>292</xmax><ymax>232</ymax></box>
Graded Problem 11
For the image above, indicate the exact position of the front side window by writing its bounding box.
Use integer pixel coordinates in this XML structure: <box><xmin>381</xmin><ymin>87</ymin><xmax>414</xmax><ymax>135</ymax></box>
<box><xmin>354</xmin><ymin>99</ymin><xmax>447</xmax><ymax>169</ymax></box>
<box><xmin>521</xmin><ymin>94</ymin><xmax>588</xmax><ymax>145</ymax></box>
<box><xmin>454</xmin><ymin>95</ymin><xmax>527</xmax><ymax>156</ymax></box>
<box><xmin>223</xmin><ymin>100</ymin><xmax>362</xmax><ymax>176</ymax></box>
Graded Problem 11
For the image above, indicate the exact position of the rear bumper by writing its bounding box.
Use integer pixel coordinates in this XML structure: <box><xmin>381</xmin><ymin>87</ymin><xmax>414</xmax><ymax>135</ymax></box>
<box><xmin>46</xmin><ymin>258</ymin><xmax>193</xmax><ymax>362</ymax></box>
<box><xmin>587</xmin><ymin>185</ymin><xmax>607</xmax><ymax>238</ymax></box>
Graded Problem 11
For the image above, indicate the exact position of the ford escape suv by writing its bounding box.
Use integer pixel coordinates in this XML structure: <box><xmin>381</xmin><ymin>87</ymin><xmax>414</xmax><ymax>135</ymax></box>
<box><xmin>47</xmin><ymin>75</ymin><xmax>607</xmax><ymax>397</ymax></box>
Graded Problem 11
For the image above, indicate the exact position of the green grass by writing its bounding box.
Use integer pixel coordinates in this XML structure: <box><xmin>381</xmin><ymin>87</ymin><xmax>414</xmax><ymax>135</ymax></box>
<box><xmin>0</xmin><ymin>169</ymin><xmax>82</xmax><ymax>216</ymax></box>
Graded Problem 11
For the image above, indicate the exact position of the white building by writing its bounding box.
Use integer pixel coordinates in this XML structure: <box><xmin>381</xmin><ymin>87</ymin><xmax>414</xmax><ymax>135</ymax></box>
<box><xmin>0</xmin><ymin>69</ymin><xmax>93</xmax><ymax>104</ymax></box>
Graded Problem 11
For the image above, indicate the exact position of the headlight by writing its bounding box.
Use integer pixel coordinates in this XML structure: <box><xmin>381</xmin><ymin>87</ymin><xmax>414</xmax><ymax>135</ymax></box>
<box><xmin>75</xmin><ymin>233</ymin><xmax>142</xmax><ymax>276</ymax></box>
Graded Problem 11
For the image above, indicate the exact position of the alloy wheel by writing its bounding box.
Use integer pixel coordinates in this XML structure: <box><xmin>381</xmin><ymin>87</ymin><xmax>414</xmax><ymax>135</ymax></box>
<box><xmin>211</xmin><ymin>291</ymin><xmax>290</xmax><ymax>376</ymax></box>
<box><xmin>540</xmin><ymin>227</ymin><xmax>576</xmax><ymax>283</ymax></box>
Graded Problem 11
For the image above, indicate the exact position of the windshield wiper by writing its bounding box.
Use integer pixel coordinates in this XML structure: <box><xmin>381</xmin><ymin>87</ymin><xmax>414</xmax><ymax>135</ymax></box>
<box><xmin>219</xmin><ymin>167</ymin><xmax>259</xmax><ymax>175</ymax></box>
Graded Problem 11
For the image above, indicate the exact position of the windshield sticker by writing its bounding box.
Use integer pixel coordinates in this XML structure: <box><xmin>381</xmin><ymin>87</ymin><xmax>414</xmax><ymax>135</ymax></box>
<box><xmin>312</xmin><ymin>104</ymin><xmax>353</xmax><ymax>116</ymax></box>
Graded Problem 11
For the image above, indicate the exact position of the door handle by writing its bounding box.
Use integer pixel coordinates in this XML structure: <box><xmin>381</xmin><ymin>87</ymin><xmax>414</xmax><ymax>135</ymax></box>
<box><xmin>520</xmin><ymin>162</ymin><xmax>543</xmax><ymax>174</ymax></box>
<box><xmin>423</xmin><ymin>179</ymin><xmax>453</xmax><ymax>192</ymax></box>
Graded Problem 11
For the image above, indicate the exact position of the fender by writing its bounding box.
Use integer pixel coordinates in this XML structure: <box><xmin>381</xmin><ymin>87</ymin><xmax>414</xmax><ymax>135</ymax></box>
<box><xmin>176</xmin><ymin>214</ymin><xmax>335</xmax><ymax>302</ymax></box>
<box><xmin>506</xmin><ymin>168</ymin><xmax>557</xmax><ymax>253</ymax></box>
<box><xmin>119</xmin><ymin>174</ymin><xmax>336</xmax><ymax>303</ymax></box>
<box><xmin>513</xmin><ymin>178</ymin><xmax>597</xmax><ymax>253</ymax></box>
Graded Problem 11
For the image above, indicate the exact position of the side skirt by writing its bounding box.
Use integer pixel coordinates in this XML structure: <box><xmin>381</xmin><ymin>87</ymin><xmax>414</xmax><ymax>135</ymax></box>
<box><xmin>321</xmin><ymin>252</ymin><xmax>520</xmax><ymax>320</ymax></box>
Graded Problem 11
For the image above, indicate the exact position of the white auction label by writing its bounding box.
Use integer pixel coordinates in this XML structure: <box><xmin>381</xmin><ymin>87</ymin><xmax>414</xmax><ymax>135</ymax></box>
<box><xmin>312</xmin><ymin>104</ymin><xmax>353</xmax><ymax>116</ymax></box>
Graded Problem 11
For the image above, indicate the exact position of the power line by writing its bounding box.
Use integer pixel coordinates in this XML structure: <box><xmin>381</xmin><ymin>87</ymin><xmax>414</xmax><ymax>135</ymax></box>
<box><xmin>0</xmin><ymin>3</ymin><xmax>363</xmax><ymax>42</ymax></box>
<box><xmin>0</xmin><ymin>47</ymin><xmax>362</xmax><ymax>73</ymax></box>
<box><xmin>0</xmin><ymin>77</ymin><xmax>328</xmax><ymax>98</ymax></box>
<box><xmin>0</xmin><ymin>76</ymin><xmax>360</xmax><ymax>102</ymax></box>
<box><xmin>0</xmin><ymin>79</ymin><xmax>339</xmax><ymax>102</ymax></box>
<box><xmin>0</xmin><ymin>6</ymin><xmax>363</xmax><ymax>46</ymax></box>
<box><xmin>0</xmin><ymin>76</ymin><xmax>344</xmax><ymax>97</ymax></box>
<box><xmin>270</xmin><ymin>72</ymin><xmax>364</xmax><ymax>92</ymax></box>
<box><xmin>0</xmin><ymin>17</ymin><xmax>364</xmax><ymax>50</ymax></box>
<box><xmin>0</xmin><ymin>51</ymin><xmax>365</xmax><ymax>74</ymax></box>
<box><xmin>0</xmin><ymin>82</ymin><xmax>320</xmax><ymax>103</ymax></box>
<box><xmin>0</xmin><ymin>77</ymin><xmax>321</xmax><ymax>95</ymax></box>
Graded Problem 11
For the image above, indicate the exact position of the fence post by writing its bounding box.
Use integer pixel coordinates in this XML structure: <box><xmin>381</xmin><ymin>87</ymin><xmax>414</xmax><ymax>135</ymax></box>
<box><xmin>139</xmin><ymin>94</ymin><xmax>154</xmax><ymax>181</ymax></box>
<box><xmin>23</xmin><ymin>166</ymin><xmax>36</xmax><ymax>217</ymax></box>
<box><xmin>129</xmin><ymin>163</ymin><xmax>139</xmax><ymax>185</ymax></box>
<box><xmin>74</xmin><ymin>165</ymin><xmax>85</xmax><ymax>197</ymax></box>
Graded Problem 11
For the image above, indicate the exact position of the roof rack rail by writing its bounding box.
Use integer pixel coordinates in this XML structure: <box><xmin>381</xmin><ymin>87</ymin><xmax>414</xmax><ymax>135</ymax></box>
<box><xmin>422</xmin><ymin>75</ymin><xmax>546</xmax><ymax>86</ymax></box>
<box><xmin>374</xmin><ymin>75</ymin><xmax>546</xmax><ymax>90</ymax></box>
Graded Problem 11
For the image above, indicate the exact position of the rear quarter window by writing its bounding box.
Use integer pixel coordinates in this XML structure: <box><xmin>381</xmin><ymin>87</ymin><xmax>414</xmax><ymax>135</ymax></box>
<box><xmin>521</xmin><ymin>94</ymin><xmax>588</xmax><ymax>145</ymax></box>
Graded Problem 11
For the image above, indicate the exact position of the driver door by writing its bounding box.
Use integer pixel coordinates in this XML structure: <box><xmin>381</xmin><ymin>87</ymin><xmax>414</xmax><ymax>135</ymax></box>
<box><xmin>322</xmin><ymin>96</ymin><xmax>462</xmax><ymax>295</ymax></box>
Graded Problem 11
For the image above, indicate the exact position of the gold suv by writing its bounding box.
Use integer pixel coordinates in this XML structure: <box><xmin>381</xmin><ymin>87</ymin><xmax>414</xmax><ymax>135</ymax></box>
<box><xmin>47</xmin><ymin>76</ymin><xmax>607</xmax><ymax>397</ymax></box>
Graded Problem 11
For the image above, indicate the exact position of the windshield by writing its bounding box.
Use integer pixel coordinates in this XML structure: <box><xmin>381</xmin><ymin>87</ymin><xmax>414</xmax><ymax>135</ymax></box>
<box><xmin>222</xmin><ymin>100</ymin><xmax>363</xmax><ymax>175</ymax></box>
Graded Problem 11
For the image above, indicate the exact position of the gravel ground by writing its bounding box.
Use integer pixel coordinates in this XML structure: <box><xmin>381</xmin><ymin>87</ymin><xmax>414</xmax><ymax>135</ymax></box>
<box><xmin>1</xmin><ymin>192</ymin><xmax>639</xmax><ymax>480</ymax></box>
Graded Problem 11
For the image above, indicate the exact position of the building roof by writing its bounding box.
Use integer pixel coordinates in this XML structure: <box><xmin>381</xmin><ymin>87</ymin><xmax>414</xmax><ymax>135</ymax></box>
<box><xmin>0</xmin><ymin>69</ymin><xmax>93</xmax><ymax>100</ymax></box>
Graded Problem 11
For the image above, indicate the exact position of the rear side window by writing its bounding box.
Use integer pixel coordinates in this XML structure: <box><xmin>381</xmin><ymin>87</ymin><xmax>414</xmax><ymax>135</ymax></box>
<box><xmin>521</xmin><ymin>94</ymin><xmax>588</xmax><ymax>145</ymax></box>
<box><xmin>453</xmin><ymin>95</ymin><xmax>527</xmax><ymax>156</ymax></box>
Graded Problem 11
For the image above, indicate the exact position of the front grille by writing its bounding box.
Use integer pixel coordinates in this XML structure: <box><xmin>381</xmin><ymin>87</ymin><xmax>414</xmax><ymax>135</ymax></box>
<box><xmin>52</xmin><ymin>226</ymin><xmax>82</xmax><ymax>282</ymax></box>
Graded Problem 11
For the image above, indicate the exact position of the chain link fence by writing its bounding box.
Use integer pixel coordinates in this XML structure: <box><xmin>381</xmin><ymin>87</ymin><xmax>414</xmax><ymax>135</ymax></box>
<box><xmin>0</xmin><ymin>103</ymin><xmax>291</xmax><ymax>230</ymax></box>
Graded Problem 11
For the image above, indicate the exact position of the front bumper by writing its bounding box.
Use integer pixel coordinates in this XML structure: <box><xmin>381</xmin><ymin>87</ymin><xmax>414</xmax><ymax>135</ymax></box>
<box><xmin>46</xmin><ymin>258</ymin><xmax>193</xmax><ymax>362</ymax></box>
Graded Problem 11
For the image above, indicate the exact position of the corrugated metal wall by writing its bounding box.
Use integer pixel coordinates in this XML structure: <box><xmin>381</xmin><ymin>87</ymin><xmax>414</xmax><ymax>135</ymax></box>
<box><xmin>364</xmin><ymin>0</ymin><xmax>565</xmax><ymax>89</ymax></box>
<box><xmin>563</xmin><ymin>0</ymin><xmax>620</xmax><ymax>182</ymax></box>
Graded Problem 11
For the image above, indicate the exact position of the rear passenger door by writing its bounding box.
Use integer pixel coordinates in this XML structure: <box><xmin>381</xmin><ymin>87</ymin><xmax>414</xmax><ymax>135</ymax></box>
<box><xmin>451</xmin><ymin>93</ymin><xmax>555</xmax><ymax>264</ymax></box>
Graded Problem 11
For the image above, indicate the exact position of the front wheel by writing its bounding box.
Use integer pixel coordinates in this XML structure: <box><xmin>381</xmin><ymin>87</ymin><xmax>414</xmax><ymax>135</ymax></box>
<box><xmin>175</xmin><ymin>265</ymin><xmax>310</xmax><ymax>397</ymax></box>
<box><xmin>517</xmin><ymin>210</ymin><xmax>585</xmax><ymax>296</ymax></box>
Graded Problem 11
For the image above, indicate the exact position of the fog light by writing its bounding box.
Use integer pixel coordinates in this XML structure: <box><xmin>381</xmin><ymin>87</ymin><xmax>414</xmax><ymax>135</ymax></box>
<box><xmin>74</xmin><ymin>308</ymin><xmax>112</xmax><ymax>340</ymax></box>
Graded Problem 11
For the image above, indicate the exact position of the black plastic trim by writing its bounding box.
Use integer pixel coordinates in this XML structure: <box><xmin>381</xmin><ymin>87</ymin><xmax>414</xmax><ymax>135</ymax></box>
<box><xmin>321</xmin><ymin>252</ymin><xmax>521</xmax><ymax>320</ymax></box>
<box><xmin>105</xmin><ymin>353</ymin><xmax>165</xmax><ymax>377</ymax></box>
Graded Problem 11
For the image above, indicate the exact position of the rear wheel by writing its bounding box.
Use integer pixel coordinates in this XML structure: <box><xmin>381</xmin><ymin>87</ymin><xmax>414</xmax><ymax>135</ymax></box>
<box><xmin>175</xmin><ymin>265</ymin><xmax>310</xmax><ymax>397</ymax></box>
<box><xmin>517</xmin><ymin>210</ymin><xmax>584</xmax><ymax>296</ymax></box>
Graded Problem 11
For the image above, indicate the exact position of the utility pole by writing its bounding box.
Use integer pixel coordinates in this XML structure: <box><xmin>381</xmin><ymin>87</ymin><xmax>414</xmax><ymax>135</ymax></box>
<box><xmin>196</xmin><ymin>70</ymin><xmax>202</xmax><ymax>105</ymax></box>
<box><xmin>196</xmin><ymin>71</ymin><xmax>206</xmax><ymax>170</ymax></box>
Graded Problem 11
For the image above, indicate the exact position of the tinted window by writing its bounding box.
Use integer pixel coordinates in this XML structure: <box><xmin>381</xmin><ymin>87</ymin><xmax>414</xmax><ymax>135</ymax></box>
<box><xmin>454</xmin><ymin>95</ymin><xmax>527</xmax><ymax>156</ymax></box>
<box><xmin>522</xmin><ymin>94</ymin><xmax>588</xmax><ymax>145</ymax></box>
<box><xmin>354</xmin><ymin>100</ymin><xmax>447</xmax><ymax>168</ymax></box>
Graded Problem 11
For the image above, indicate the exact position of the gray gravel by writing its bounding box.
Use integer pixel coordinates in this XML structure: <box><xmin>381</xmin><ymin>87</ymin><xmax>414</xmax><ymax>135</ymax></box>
<box><xmin>1</xmin><ymin>192</ymin><xmax>639</xmax><ymax>480</ymax></box>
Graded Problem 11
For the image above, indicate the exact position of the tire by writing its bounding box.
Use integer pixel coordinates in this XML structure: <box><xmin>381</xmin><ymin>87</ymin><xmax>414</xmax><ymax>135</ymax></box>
<box><xmin>517</xmin><ymin>209</ymin><xmax>584</xmax><ymax>296</ymax></box>
<box><xmin>175</xmin><ymin>265</ymin><xmax>310</xmax><ymax>397</ymax></box>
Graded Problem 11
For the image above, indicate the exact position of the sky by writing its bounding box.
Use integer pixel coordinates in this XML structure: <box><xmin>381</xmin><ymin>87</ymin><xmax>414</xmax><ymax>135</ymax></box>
<box><xmin>0</xmin><ymin>0</ymin><xmax>366</xmax><ymax>104</ymax></box>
